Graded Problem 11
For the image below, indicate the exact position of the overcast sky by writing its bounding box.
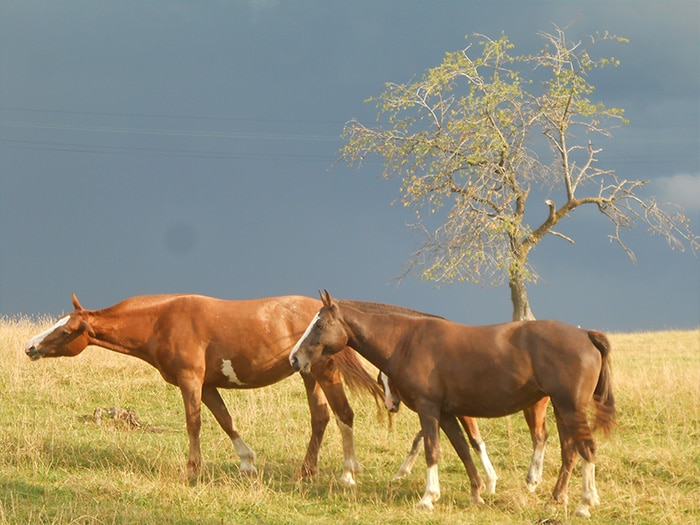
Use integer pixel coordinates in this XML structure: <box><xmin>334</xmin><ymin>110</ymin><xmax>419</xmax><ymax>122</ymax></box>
<box><xmin>1</xmin><ymin>1</ymin><xmax>698</xmax><ymax>332</ymax></box>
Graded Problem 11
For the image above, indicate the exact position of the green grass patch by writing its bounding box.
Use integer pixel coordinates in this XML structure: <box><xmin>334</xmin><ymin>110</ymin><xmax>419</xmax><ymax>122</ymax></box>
<box><xmin>2</xmin><ymin>317</ymin><xmax>698</xmax><ymax>523</ymax></box>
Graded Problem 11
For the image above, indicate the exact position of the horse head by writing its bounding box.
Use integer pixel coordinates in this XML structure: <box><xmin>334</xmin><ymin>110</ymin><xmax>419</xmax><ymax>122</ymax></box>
<box><xmin>289</xmin><ymin>290</ymin><xmax>347</xmax><ymax>373</ymax></box>
<box><xmin>25</xmin><ymin>293</ymin><xmax>96</xmax><ymax>360</ymax></box>
<box><xmin>378</xmin><ymin>371</ymin><xmax>401</xmax><ymax>413</ymax></box>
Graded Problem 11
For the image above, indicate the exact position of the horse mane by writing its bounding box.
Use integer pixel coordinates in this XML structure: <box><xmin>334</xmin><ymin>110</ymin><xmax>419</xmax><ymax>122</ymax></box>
<box><xmin>99</xmin><ymin>294</ymin><xmax>196</xmax><ymax>314</ymax></box>
<box><xmin>339</xmin><ymin>300</ymin><xmax>445</xmax><ymax>320</ymax></box>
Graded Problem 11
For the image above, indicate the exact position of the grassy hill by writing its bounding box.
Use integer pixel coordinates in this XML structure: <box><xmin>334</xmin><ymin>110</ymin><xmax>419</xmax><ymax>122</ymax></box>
<box><xmin>1</xmin><ymin>317</ymin><xmax>698</xmax><ymax>524</ymax></box>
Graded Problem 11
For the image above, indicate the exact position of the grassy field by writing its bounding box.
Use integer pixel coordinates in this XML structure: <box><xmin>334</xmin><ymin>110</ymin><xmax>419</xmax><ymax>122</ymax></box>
<box><xmin>1</xmin><ymin>317</ymin><xmax>698</xmax><ymax>524</ymax></box>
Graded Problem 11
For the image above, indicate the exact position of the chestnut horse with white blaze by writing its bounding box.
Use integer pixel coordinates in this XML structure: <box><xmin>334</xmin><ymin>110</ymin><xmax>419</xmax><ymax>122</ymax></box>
<box><xmin>376</xmin><ymin>304</ymin><xmax>551</xmax><ymax>495</ymax></box>
<box><xmin>377</xmin><ymin>306</ymin><xmax>551</xmax><ymax>495</ymax></box>
<box><xmin>25</xmin><ymin>293</ymin><xmax>383</xmax><ymax>485</ymax></box>
<box><xmin>290</xmin><ymin>291</ymin><xmax>615</xmax><ymax>517</ymax></box>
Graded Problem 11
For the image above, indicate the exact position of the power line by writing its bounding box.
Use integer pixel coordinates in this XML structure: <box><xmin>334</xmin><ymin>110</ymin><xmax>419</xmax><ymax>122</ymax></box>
<box><xmin>0</xmin><ymin>106</ymin><xmax>346</xmax><ymax>126</ymax></box>
<box><xmin>0</xmin><ymin>138</ymin><xmax>340</xmax><ymax>163</ymax></box>
<box><xmin>0</xmin><ymin>121</ymin><xmax>343</xmax><ymax>143</ymax></box>
<box><xmin>2</xmin><ymin>138</ymin><xmax>696</xmax><ymax>167</ymax></box>
<box><xmin>1</xmin><ymin>106</ymin><xmax>696</xmax><ymax>165</ymax></box>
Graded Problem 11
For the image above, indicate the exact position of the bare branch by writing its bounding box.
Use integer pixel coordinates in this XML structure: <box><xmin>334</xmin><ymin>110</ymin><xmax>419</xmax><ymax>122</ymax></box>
<box><xmin>549</xmin><ymin>230</ymin><xmax>576</xmax><ymax>244</ymax></box>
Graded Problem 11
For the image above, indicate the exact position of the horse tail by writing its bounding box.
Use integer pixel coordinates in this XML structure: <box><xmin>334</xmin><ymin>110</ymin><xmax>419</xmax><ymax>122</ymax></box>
<box><xmin>334</xmin><ymin>346</ymin><xmax>384</xmax><ymax>408</ymax></box>
<box><xmin>587</xmin><ymin>330</ymin><xmax>616</xmax><ymax>436</ymax></box>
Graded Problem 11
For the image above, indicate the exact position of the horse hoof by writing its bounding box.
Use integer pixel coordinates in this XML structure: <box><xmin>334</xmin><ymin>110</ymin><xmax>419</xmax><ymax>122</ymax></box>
<box><xmin>484</xmin><ymin>481</ymin><xmax>497</xmax><ymax>495</ymax></box>
<box><xmin>552</xmin><ymin>492</ymin><xmax>568</xmax><ymax>505</ymax></box>
<box><xmin>339</xmin><ymin>472</ymin><xmax>356</xmax><ymax>487</ymax></box>
<box><xmin>240</xmin><ymin>462</ymin><xmax>257</xmax><ymax>476</ymax></box>
<box><xmin>574</xmin><ymin>505</ymin><xmax>591</xmax><ymax>518</ymax></box>
<box><xmin>416</xmin><ymin>500</ymin><xmax>434</xmax><ymax>511</ymax></box>
<box><xmin>526</xmin><ymin>479</ymin><xmax>539</xmax><ymax>492</ymax></box>
<box><xmin>297</xmin><ymin>465</ymin><xmax>318</xmax><ymax>480</ymax></box>
<box><xmin>392</xmin><ymin>468</ymin><xmax>410</xmax><ymax>482</ymax></box>
<box><xmin>186</xmin><ymin>466</ymin><xmax>201</xmax><ymax>485</ymax></box>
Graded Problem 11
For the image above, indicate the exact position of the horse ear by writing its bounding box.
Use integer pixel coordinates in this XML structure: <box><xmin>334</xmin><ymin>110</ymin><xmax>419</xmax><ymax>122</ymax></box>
<box><xmin>72</xmin><ymin>293</ymin><xmax>84</xmax><ymax>311</ymax></box>
<box><xmin>322</xmin><ymin>289</ymin><xmax>333</xmax><ymax>307</ymax></box>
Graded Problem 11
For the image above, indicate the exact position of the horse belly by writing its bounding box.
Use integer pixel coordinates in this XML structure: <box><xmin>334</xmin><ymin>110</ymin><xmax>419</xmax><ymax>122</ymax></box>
<box><xmin>203</xmin><ymin>326</ymin><xmax>299</xmax><ymax>389</ymax></box>
<box><xmin>444</xmin><ymin>379</ymin><xmax>542</xmax><ymax>418</ymax></box>
<box><xmin>208</xmin><ymin>354</ymin><xmax>294</xmax><ymax>389</ymax></box>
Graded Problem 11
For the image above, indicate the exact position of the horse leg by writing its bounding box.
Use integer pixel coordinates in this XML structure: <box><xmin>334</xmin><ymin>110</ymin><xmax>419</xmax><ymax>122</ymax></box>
<box><xmin>320</xmin><ymin>387</ymin><xmax>360</xmax><ymax>486</ymax></box>
<box><xmin>393</xmin><ymin>431</ymin><xmax>423</xmax><ymax>481</ymax></box>
<box><xmin>177</xmin><ymin>376</ymin><xmax>205</xmax><ymax>482</ymax></box>
<box><xmin>415</xmin><ymin>410</ymin><xmax>441</xmax><ymax>511</ymax></box>
<box><xmin>571</xmin><ymin>415</ymin><xmax>600</xmax><ymax>517</ymax></box>
<box><xmin>313</xmin><ymin>359</ymin><xmax>361</xmax><ymax>486</ymax></box>
<box><xmin>442</xmin><ymin>415</ymin><xmax>485</xmax><ymax>504</ymax></box>
<box><xmin>200</xmin><ymin>386</ymin><xmax>256</xmax><ymax>475</ymax></box>
<box><xmin>575</xmin><ymin>459</ymin><xmax>600</xmax><ymax>518</ymax></box>
<box><xmin>523</xmin><ymin>397</ymin><xmax>549</xmax><ymax>491</ymax></box>
<box><xmin>551</xmin><ymin>412</ymin><xmax>577</xmax><ymax>506</ymax></box>
<box><xmin>459</xmin><ymin>416</ymin><xmax>497</xmax><ymax>494</ymax></box>
<box><xmin>551</xmin><ymin>402</ymin><xmax>601</xmax><ymax>517</ymax></box>
<box><xmin>298</xmin><ymin>371</ymin><xmax>331</xmax><ymax>480</ymax></box>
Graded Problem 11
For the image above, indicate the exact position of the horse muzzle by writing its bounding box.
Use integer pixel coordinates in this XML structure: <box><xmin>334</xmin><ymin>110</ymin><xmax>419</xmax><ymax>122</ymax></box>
<box><xmin>384</xmin><ymin>399</ymin><xmax>401</xmax><ymax>413</ymax></box>
<box><xmin>290</xmin><ymin>355</ymin><xmax>311</xmax><ymax>374</ymax></box>
<box><xmin>25</xmin><ymin>346</ymin><xmax>43</xmax><ymax>361</ymax></box>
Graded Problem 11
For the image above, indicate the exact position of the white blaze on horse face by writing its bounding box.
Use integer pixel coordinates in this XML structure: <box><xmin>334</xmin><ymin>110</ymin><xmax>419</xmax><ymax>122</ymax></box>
<box><xmin>289</xmin><ymin>312</ymin><xmax>320</xmax><ymax>368</ymax></box>
<box><xmin>25</xmin><ymin>316</ymin><xmax>70</xmax><ymax>352</ymax></box>
<box><xmin>221</xmin><ymin>359</ymin><xmax>245</xmax><ymax>386</ymax></box>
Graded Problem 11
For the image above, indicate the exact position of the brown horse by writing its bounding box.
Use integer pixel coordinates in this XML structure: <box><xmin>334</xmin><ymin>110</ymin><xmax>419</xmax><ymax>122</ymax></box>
<box><xmin>380</xmin><ymin>370</ymin><xmax>550</xmax><ymax>495</ymax></box>
<box><xmin>290</xmin><ymin>291</ymin><xmax>615</xmax><ymax>517</ymax></box>
<box><xmin>25</xmin><ymin>293</ymin><xmax>382</xmax><ymax>485</ymax></box>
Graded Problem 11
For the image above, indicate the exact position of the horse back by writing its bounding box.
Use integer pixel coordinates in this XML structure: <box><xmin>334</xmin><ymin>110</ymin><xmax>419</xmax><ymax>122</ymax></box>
<box><xmin>410</xmin><ymin>319</ymin><xmax>604</xmax><ymax>416</ymax></box>
<box><xmin>150</xmin><ymin>294</ymin><xmax>320</xmax><ymax>337</ymax></box>
<box><xmin>110</xmin><ymin>294</ymin><xmax>322</xmax><ymax>388</ymax></box>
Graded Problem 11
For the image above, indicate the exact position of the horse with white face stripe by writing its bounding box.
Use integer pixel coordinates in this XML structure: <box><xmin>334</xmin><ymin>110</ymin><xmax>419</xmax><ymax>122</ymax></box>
<box><xmin>290</xmin><ymin>291</ymin><xmax>615</xmax><ymax>516</ymax></box>
<box><xmin>25</xmin><ymin>293</ymin><xmax>383</xmax><ymax>484</ymax></box>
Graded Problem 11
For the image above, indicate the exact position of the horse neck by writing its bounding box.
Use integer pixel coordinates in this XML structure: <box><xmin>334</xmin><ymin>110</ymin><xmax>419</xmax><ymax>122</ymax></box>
<box><xmin>85</xmin><ymin>306</ymin><xmax>157</xmax><ymax>359</ymax></box>
<box><xmin>338</xmin><ymin>301</ymin><xmax>404</xmax><ymax>370</ymax></box>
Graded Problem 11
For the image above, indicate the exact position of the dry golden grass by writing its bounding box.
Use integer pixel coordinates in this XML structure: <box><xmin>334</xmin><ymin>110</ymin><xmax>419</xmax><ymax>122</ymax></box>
<box><xmin>1</xmin><ymin>317</ymin><xmax>698</xmax><ymax>524</ymax></box>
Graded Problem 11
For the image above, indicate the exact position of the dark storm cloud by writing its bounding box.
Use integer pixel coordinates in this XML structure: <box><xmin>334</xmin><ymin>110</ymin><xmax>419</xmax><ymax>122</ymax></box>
<box><xmin>1</xmin><ymin>1</ymin><xmax>698</xmax><ymax>330</ymax></box>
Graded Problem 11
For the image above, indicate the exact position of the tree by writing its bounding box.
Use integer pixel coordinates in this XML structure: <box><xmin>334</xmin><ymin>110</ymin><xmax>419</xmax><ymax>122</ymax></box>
<box><xmin>341</xmin><ymin>26</ymin><xmax>698</xmax><ymax>321</ymax></box>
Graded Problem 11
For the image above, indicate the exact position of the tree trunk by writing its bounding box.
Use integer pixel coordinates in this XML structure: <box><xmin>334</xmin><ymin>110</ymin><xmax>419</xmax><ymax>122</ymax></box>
<box><xmin>509</xmin><ymin>273</ymin><xmax>536</xmax><ymax>321</ymax></box>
